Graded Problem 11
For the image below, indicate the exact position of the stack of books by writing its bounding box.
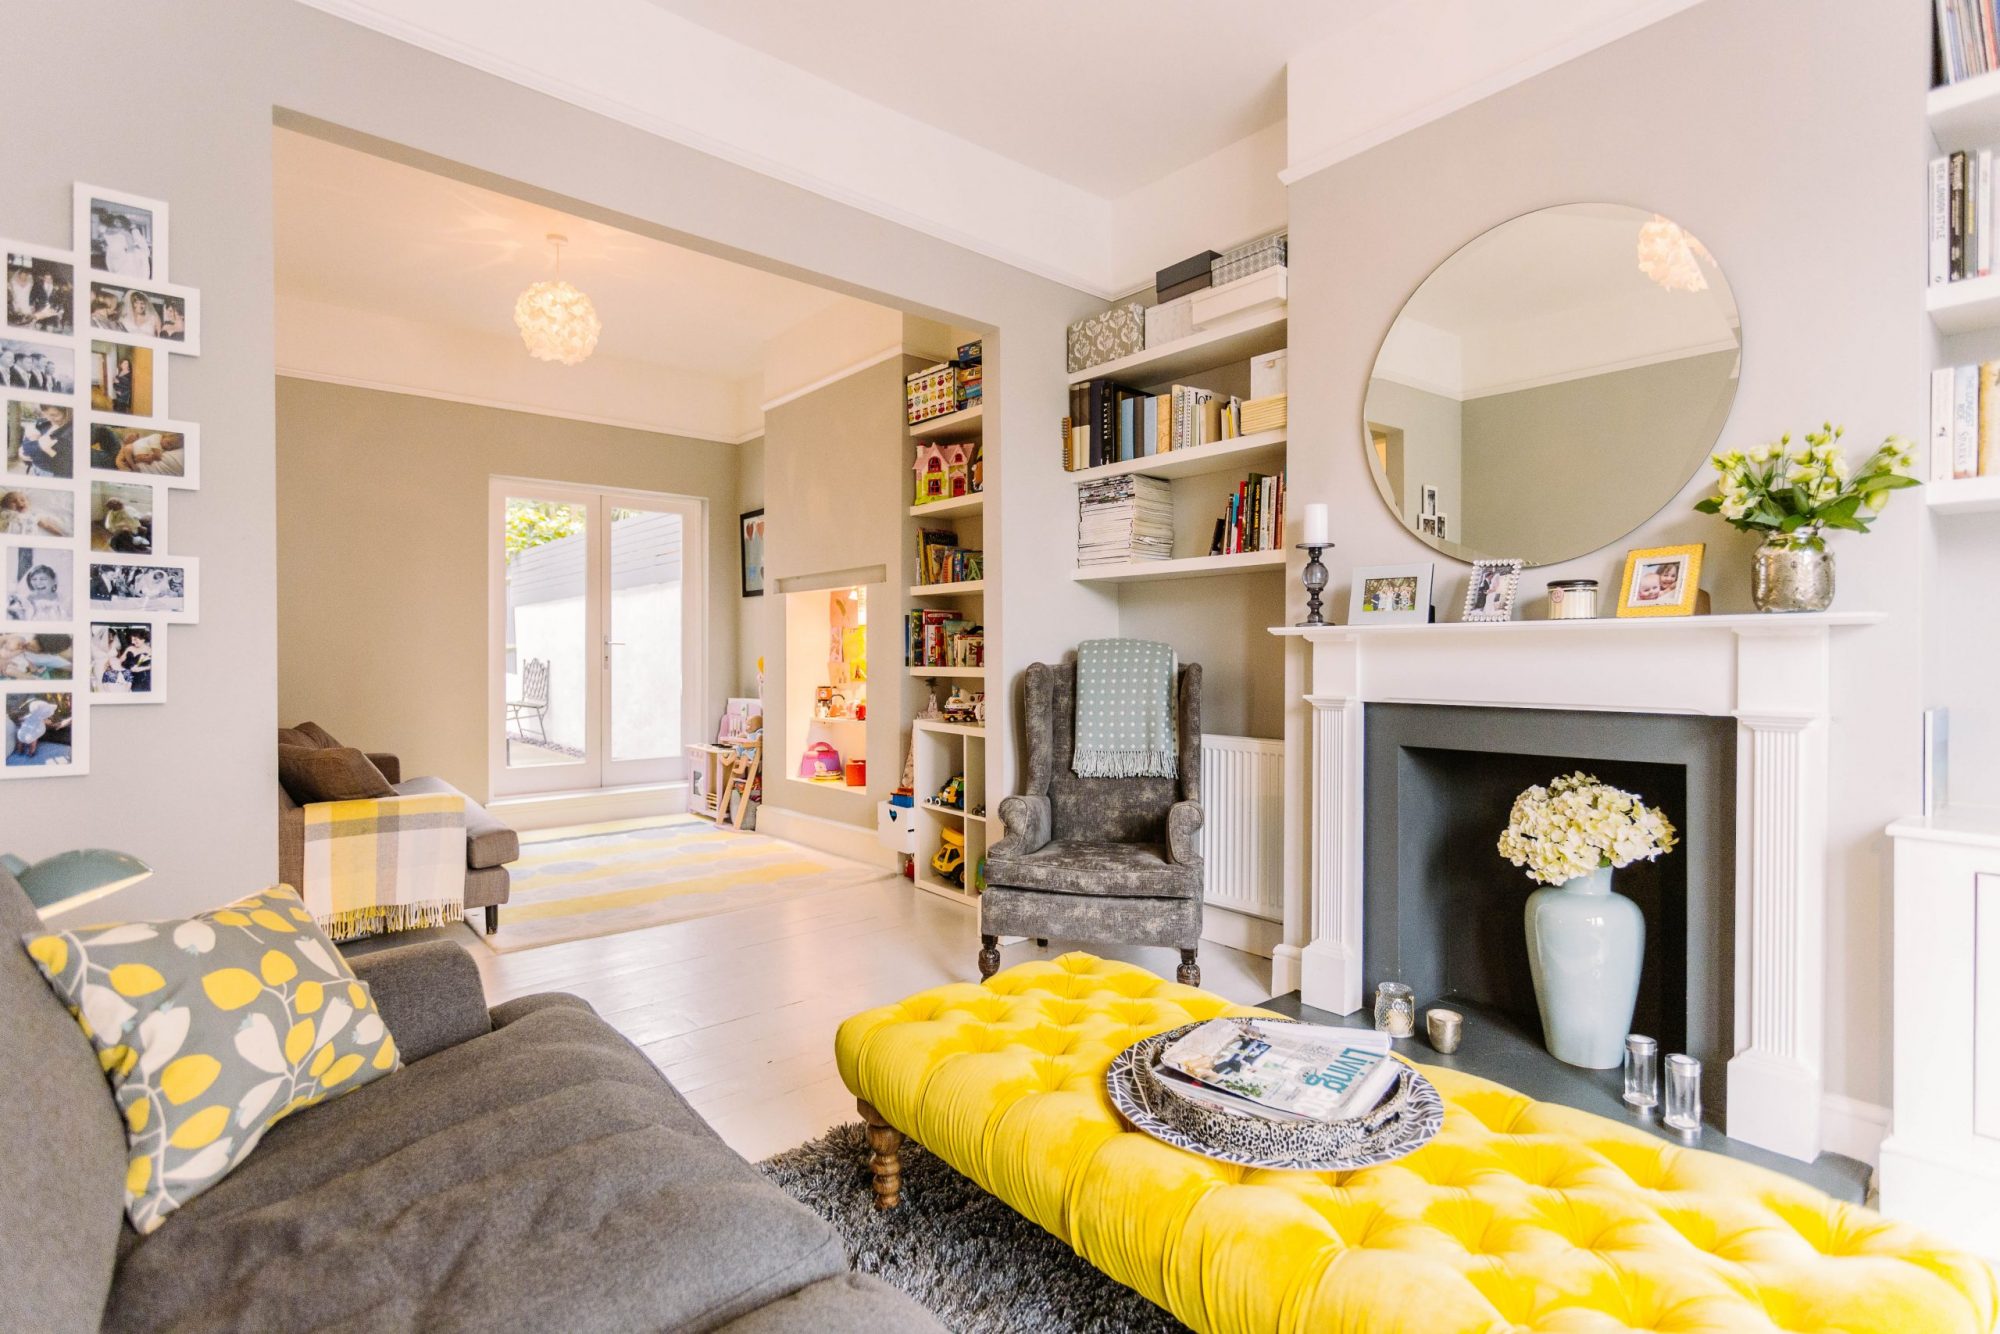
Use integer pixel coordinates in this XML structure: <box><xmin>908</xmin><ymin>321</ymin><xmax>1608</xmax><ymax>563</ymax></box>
<box><xmin>1930</xmin><ymin>148</ymin><xmax>2000</xmax><ymax>286</ymax></box>
<box><xmin>1155</xmin><ymin>1018</ymin><xmax>1399</xmax><ymax>1123</ymax></box>
<box><xmin>1931</xmin><ymin>361</ymin><xmax>2000</xmax><ymax>479</ymax></box>
<box><xmin>916</xmin><ymin>529</ymin><xmax>983</xmax><ymax>586</ymax></box>
<box><xmin>1936</xmin><ymin>0</ymin><xmax>2000</xmax><ymax>86</ymax></box>
<box><xmin>905</xmin><ymin>609</ymin><xmax>982</xmax><ymax>669</ymax></box>
<box><xmin>1077</xmin><ymin>476</ymin><xmax>1172</xmax><ymax>566</ymax></box>
<box><xmin>1211</xmin><ymin>471</ymin><xmax>1285</xmax><ymax>556</ymax></box>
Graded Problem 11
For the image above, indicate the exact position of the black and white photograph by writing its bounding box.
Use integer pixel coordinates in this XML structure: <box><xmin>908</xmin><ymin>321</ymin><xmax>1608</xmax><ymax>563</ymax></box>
<box><xmin>76</xmin><ymin>184</ymin><xmax>166</xmax><ymax>281</ymax></box>
<box><xmin>88</xmin><ymin>277</ymin><xmax>198</xmax><ymax>353</ymax></box>
<box><xmin>90</xmin><ymin>480</ymin><xmax>155</xmax><ymax>553</ymax></box>
<box><xmin>0</xmin><ymin>485</ymin><xmax>74</xmax><ymax>538</ymax></box>
<box><xmin>90</xmin><ymin>622</ymin><xmax>157</xmax><ymax>701</ymax></box>
<box><xmin>5</xmin><ymin>244</ymin><xmax>75</xmax><ymax>337</ymax></box>
<box><xmin>5</xmin><ymin>401</ymin><xmax>72</xmax><ymax>478</ymax></box>
<box><xmin>1461</xmin><ymin>558</ymin><xmax>1524</xmax><ymax>622</ymax></box>
<box><xmin>5</xmin><ymin>545</ymin><xmax>74</xmax><ymax>622</ymax></box>
<box><xmin>88</xmin><ymin>554</ymin><xmax>196</xmax><ymax>622</ymax></box>
<box><xmin>90</xmin><ymin>340</ymin><xmax>159</xmax><ymax>417</ymax></box>
<box><xmin>3</xmin><ymin>688</ymin><xmax>78</xmax><ymax>771</ymax></box>
<box><xmin>0</xmin><ymin>336</ymin><xmax>75</xmax><ymax>393</ymax></box>
<box><xmin>0</xmin><ymin>631</ymin><xmax>72</xmax><ymax>682</ymax></box>
<box><xmin>87</xmin><ymin>415</ymin><xmax>195</xmax><ymax>484</ymax></box>
<box><xmin>1420</xmin><ymin>484</ymin><xmax>1439</xmax><ymax>517</ymax></box>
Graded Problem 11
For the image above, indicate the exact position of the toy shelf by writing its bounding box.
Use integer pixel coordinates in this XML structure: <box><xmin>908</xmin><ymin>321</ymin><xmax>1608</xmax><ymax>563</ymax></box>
<box><xmin>909</xmin><ymin>491</ymin><xmax>984</xmax><ymax>517</ymax></box>
<box><xmin>912</xmin><ymin>716</ymin><xmax>986</xmax><ymax>901</ymax></box>
<box><xmin>909</xmin><ymin>404</ymin><xmax>983</xmax><ymax>440</ymax></box>
<box><xmin>909</xmin><ymin>579</ymin><xmax>984</xmax><ymax>596</ymax></box>
<box><xmin>906</xmin><ymin>665</ymin><xmax>984</xmax><ymax>679</ymax></box>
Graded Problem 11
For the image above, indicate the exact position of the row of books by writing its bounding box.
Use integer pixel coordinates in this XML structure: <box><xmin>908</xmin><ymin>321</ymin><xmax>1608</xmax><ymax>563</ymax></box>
<box><xmin>916</xmin><ymin>528</ymin><xmax>983</xmax><ymax>586</ymax></box>
<box><xmin>1930</xmin><ymin>362</ymin><xmax>2000</xmax><ymax>479</ymax></box>
<box><xmin>904</xmin><ymin>609</ymin><xmax>983</xmax><ymax>669</ymax></box>
<box><xmin>1928</xmin><ymin>149</ymin><xmax>2000</xmax><ymax>284</ymax></box>
<box><xmin>1210</xmin><ymin>471</ymin><xmax>1285</xmax><ymax>556</ymax></box>
<box><xmin>1936</xmin><ymin>0</ymin><xmax>2000</xmax><ymax>86</ymax></box>
<box><xmin>1062</xmin><ymin>378</ymin><xmax>1284</xmax><ymax>472</ymax></box>
<box><xmin>1077</xmin><ymin>475</ymin><xmax>1172</xmax><ymax>566</ymax></box>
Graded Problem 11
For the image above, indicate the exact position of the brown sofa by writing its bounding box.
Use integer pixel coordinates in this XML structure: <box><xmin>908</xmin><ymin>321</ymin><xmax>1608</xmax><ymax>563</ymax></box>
<box><xmin>277</xmin><ymin>728</ymin><xmax>517</xmax><ymax>934</ymax></box>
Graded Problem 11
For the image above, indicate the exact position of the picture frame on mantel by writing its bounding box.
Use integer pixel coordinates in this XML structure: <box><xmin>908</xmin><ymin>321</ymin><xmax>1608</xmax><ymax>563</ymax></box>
<box><xmin>1462</xmin><ymin>558</ymin><xmax>1523</xmax><ymax>622</ymax></box>
<box><xmin>1348</xmin><ymin>562</ymin><xmax>1433</xmax><ymax>625</ymax></box>
<box><xmin>1616</xmin><ymin>543</ymin><xmax>1704</xmax><ymax>618</ymax></box>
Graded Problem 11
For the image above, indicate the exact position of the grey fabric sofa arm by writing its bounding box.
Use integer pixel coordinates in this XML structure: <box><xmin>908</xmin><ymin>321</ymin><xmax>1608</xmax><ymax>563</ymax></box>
<box><xmin>1166</xmin><ymin>800</ymin><xmax>1204</xmax><ymax>867</ymax></box>
<box><xmin>348</xmin><ymin>941</ymin><xmax>492</xmax><ymax>1063</ymax></box>
<box><xmin>991</xmin><ymin>794</ymin><xmax>1052</xmax><ymax>857</ymax></box>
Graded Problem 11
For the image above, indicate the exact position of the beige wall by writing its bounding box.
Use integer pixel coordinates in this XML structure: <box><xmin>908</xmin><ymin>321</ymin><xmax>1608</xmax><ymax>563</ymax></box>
<box><xmin>1278</xmin><ymin>0</ymin><xmax>1925</xmax><ymax>1110</ymax></box>
<box><xmin>1365</xmin><ymin>378</ymin><xmax>1462</xmax><ymax>535</ymax></box>
<box><xmin>275</xmin><ymin>377</ymin><xmax>742</xmax><ymax>800</ymax></box>
<box><xmin>0</xmin><ymin>0</ymin><xmax>1100</xmax><ymax>917</ymax></box>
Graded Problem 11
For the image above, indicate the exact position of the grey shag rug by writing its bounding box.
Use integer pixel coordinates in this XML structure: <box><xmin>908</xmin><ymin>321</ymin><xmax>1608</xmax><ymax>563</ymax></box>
<box><xmin>760</xmin><ymin>1122</ymin><xmax>1190</xmax><ymax>1333</ymax></box>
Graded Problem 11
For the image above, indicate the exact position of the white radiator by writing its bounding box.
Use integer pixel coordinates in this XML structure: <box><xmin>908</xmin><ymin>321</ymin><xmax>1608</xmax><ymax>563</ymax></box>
<box><xmin>1199</xmin><ymin>734</ymin><xmax>1284</xmax><ymax>922</ymax></box>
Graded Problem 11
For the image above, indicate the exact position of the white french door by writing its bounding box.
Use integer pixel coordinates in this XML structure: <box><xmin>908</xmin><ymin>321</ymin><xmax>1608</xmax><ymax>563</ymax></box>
<box><xmin>489</xmin><ymin>478</ymin><xmax>705</xmax><ymax>797</ymax></box>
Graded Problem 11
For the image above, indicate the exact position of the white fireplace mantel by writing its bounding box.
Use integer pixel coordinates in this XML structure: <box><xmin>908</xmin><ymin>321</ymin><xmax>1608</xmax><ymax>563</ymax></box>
<box><xmin>1269</xmin><ymin>611</ymin><xmax>1884</xmax><ymax>1162</ymax></box>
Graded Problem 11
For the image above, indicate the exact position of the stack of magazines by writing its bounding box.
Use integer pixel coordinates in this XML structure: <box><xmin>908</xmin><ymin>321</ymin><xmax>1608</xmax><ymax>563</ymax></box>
<box><xmin>1077</xmin><ymin>475</ymin><xmax>1173</xmax><ymax>566</ymax></box>
<box><xmin>1155</xmin><ymin>1018</ymin><xmax>1399</xmax><ymax>1123</ymax></box>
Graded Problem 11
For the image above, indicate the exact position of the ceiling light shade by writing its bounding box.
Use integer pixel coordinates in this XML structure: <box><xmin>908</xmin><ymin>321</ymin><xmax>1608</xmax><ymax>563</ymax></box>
<box><xmin>514</xmin><ymin>233</ymin><xmax>601</xmax><ymax>365</ymax></box>
<box><xmin>1635</xmin><ymin>216</ymin><xmax>1710</xmax><ymax>293</ymax></box>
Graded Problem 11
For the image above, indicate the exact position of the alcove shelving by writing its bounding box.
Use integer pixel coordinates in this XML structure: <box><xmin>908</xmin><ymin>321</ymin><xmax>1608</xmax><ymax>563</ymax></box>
<box><xmin>1924</xmin><ymin>73</ymin><xmax>2000</xmax><ymax>513</ymax></box>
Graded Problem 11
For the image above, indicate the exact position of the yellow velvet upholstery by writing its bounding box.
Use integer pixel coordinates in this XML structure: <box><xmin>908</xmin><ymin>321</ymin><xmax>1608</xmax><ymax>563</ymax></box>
<box><xmin>836</xmin><ymin>953</ymin><xmax>1998</xmax><ymax>1334</ymax></box>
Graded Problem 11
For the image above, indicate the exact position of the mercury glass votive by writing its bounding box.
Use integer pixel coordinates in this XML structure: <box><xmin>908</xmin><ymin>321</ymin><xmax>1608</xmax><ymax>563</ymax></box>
<box><xmin>1374</xmin><ymin>982</ymin><xmax>1415</xmax><ymax>1038</ymax></box>
<box><xmin>1425</xmin><ymin>1008</ymin><xmax>1463</xmax><ymax>1054</ymax></box>
<box><xmin>1622</xmin><ymin>1034</ymin><xmax>1659</xmax><ymax>1111</ymax></box>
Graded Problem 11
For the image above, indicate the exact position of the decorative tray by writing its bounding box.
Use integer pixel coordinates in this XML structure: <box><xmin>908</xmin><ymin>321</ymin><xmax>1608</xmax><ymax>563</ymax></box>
<box><xmin>1105</xmin><ymin>1021</ymin><xmax>1444</xmax><ymax>1171</ymax></box>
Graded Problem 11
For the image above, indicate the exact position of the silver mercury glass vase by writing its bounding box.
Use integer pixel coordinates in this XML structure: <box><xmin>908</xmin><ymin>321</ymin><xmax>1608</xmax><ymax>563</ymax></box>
<box><xmin>1751</xmin><ymin>533</ymin><xmax>1834</xmax><ymax>613</ymax></box>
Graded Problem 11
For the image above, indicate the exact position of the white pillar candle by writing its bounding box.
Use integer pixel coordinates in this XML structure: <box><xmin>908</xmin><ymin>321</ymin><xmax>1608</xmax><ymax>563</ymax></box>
<box><xmin>1301</xmin><ymin>503</ymin><xmax>1329</xmax><ymax>547</ymax></box>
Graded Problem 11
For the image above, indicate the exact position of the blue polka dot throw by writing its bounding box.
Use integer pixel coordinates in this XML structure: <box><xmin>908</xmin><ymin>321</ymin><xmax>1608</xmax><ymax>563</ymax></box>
<box><xmin>1072</xmin><ymin>638</ymin><xmax>1178</xmax><ymax>779</ymax></box>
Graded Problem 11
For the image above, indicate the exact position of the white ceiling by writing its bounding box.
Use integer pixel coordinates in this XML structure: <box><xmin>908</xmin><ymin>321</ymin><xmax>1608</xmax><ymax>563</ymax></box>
<box><xmin>640</xmin><ymin>0</ymin><xmax>1363</xmax><ymax>196</ymax></box>
<box><xmin>272</xmin><ymin>126</ymin><xmax>881</xmax><ymax>380</ymax></box>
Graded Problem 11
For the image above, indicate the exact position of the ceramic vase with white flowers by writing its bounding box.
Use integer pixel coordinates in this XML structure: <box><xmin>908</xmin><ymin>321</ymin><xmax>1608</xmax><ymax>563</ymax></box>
<box><xmin>1694</xmin><ymin>424</ymin><xmax>1917</xmax><ymax>613</ymax></box>
<box><xmin>1498</xmin><ymin>773</ymin><xmax>1679</xmax><ymax>1069</ymax></box>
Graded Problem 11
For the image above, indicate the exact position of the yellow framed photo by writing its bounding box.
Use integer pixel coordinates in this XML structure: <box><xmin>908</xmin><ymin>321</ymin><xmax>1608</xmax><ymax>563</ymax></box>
<box><xmin>1616</xmin><ymin>543</ymin><xmax>1705</xmax><ymax>617</ymax></box>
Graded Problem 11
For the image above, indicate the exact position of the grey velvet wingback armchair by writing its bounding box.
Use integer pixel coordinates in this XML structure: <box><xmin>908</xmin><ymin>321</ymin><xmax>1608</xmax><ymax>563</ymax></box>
<box><xmin>981</xmin><ymin>659</ymin><xmax>1204</xmax><ymax>985</ymax></box>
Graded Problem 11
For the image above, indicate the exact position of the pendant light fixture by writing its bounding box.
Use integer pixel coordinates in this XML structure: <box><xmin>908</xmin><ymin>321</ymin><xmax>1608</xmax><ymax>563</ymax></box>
<box><xmin>514</xmin><ymin>232</ymin><xmax>602</xmax><ymax>365</ymax></box>
<box><xmin>1635</xmin><ymin>215</ymin><xmax>1710</xmax><ymax>293</ymax></box>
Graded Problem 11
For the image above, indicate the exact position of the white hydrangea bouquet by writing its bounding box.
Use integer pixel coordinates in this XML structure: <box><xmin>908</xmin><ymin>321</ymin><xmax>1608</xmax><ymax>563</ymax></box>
<box><xmin>1497</xmin><ymin>772</ymin><xmax>1678</xmax><ymax>886</ymax></box>
<box><xmin>1693</xmin><ymin>423</ymin><xmax>1917</xmax><ymax>540</ymax></box>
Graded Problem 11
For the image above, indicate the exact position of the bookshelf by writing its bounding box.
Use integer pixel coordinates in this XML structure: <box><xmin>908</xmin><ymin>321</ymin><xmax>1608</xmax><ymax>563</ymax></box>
<box><xmin>1066</xmin><ymin>306</ymin><xmax>1288</xmax><ymax>387</ymax></box>
<box><xmin>1928</xmin><ymin>68</ymin><xmax>2000</xmax><ymax>148</ymax></box>
<box><xmin>911</xmin><ymin>717</ymin><xmax>985</xmax><ymax>902</ymax></box>
<box><xmin>906</xmin><ymin>665</ymin><xmax>984</xmax><ymax>679</ymax></box>
<box><xmin>1067</xmin><ymin>428</ymin><xmax>1286</xmax><ymax>484</ymax></box>
<box><xmin>1928</xmin><ymin>474</ymin><xmax>2000</xmax><ymax>514</ymax></box>
<box><xmin>1927</xmin><ymin>272</ymin><xmax>2000</xmax><ymax>334</ymax></box>
<box><xmin>909</xmin><ymin>579</ymin><xmax>984</xmax><ymax>596</ymax></box>
<box><xmin>1072</xmin><ymin>548</ymin><xmax>1286</xmax><ymax>585</ymax></box>
<box><xmin>908</xmin><ymin>492</ymin><xmax>982</xmax><ymax>517</ymax></box>
<box><xmin>909</xmin><ymin>403</ymin><xmax>983</xmax><ymax>440</ymax></box>
<box><xmin>1927</xmin><ymin>73</ymin><xmax>2000</xmax><ymax>490</ymax></box>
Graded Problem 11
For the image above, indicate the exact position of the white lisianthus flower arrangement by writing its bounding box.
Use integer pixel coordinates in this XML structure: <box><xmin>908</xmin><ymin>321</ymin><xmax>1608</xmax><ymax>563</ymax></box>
<box><xmin>1694</xmin><ymin>423</ymin><xmax>1918</xmax><ymax>545</ymax></box>
<box><xmin>1497</xmin><ymin>772</ymin><xmax>1679</xmax><ymax>887</ymax></box>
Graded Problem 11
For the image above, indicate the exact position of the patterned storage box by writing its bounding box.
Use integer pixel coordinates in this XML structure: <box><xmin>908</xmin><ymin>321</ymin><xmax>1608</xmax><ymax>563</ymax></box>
<box><xmin>1212</xmin><ymin>232</ymin><xmax>1288</xmax><ymax>286</ymax></box>
<box><xmin>1067</xmin><ymin>302</ymin><xmax>1146</xmax><ymax>374</ymax></box>
<box><xmin>906</xmin><ymin>362</ymin><xmax>961</xmax><ymax>424</ymax></box>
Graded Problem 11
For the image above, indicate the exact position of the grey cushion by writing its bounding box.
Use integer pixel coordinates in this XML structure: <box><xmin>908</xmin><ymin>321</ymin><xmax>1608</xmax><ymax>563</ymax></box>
<box><xmin>986</xmin><ymin>839</ymin><xmax>1200</xmax><ymax>899</ymax></box>
<box><xmin>290</xmin><ymin>720</ymin><xmax>342</xmax><ymax>749</ymax></box>
<box><xmin>348</xmin><ymin>941</ymin><xmax>492</xmax><ymax>1064</ymax></box>
<box><xmin>713</xmin><ymin>1274</ymin><xmax>941</xmax><ymax>1333</ymax></box>
<box><xmin>981</xmin><ymin>884</ymin><xmax>1202</xmax><ymax>952</ymax></box>
<box><xmin>396</xmin><ymin>776</ymin><xmax>520</xmax><ymax>869</ymax></box>
<box><xmin>106</xmin><ymin>996</ymin><xmax>852</xmax><ymax>1333</ymax></box>
<box><xmin>0</xmin><ymin>865</ymin><xmax>127</xmax><ymax>1334</ymax></box>
<box><xmin>278</xmin><ymin>743</ymin><xmax>396</xmax><ymax>805</ymax></box>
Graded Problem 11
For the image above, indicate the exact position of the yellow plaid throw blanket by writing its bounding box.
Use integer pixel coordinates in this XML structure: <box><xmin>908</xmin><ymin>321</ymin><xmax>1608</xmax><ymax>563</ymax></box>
<box><xmin>301</xmin><ymin>791</ymin><xmax>467</xmax><ymax>941</ymax></box>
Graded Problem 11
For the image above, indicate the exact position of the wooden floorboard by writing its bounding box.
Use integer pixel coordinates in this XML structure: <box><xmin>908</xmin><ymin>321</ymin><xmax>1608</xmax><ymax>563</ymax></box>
<box><xmin>438</xmin><ymin>864</ymin><xmax>1272</xmax><ymax>1161</ymax></box>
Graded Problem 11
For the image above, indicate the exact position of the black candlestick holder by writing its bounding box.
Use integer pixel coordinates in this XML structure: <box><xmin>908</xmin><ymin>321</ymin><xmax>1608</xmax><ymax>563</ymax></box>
<box><xmin>1297</xmin><ymin>543</ymin><xmax>1332</xmax><ymax>626</ymax></box>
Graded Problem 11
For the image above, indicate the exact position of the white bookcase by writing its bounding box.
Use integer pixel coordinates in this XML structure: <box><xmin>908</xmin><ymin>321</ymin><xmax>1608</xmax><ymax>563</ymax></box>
<box><xmin>910</xmin><ymin>718</ymin><xmax>986</xmax><ymax>902</ymax></box>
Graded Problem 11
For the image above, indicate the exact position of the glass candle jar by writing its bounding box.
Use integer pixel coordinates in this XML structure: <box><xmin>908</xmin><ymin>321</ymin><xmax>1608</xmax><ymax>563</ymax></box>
<box><xmin>1663</xmin><ymin>1054</ymin><xmax>1702</xmax><ymax>1134</ymax></box>
<box><xmin>1374</xmin><ymin>982</ymin><xmax>1415</xmax><ymax>1038</ymax></box>
<box><xmin>1547</xmin><ymin>579</ymin><xmax>1599</xmax><ymax>620</ymax></box>
<box><xmin>1622</xmin><ymin>1034</ymin><xmax>1659</xmax><ymax>1111</ymax></box>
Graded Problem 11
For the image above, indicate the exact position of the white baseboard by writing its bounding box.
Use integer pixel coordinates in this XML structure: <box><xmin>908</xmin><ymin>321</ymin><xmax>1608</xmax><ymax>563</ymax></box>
<box><xmin>487</xmin><ymin>782</ymin><xmax>688</xmax><ymax>832</ymax></box>
<box><xmin>1821</xmin><ymin>1093</ymin><xmax>1891</xmax><ymax>1169</ymax></box>
<box><xmin>1201</xmin><ymin>904</ymin><xmax>1283</xmax><ymax>959</ymax></box>
<box><xmin>755</xmin><ymin>806</ymin><xmax>898</xmax><ymax>870</ymax></box>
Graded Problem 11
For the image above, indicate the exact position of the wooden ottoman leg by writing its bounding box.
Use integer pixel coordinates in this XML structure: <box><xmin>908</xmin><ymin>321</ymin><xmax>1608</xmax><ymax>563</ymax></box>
<box><xmin>857</xmin><ymin>1099</ymin><xmax>903</xmax><ymax>1209</ymax></box>
<box><xmin>977</xmin><ymin>934</ymin><xmax>1001</xmax><ymax>979</ymax></box>
<box><xmin>1177</xmin><ymin>948</ymin><xmax>1200</xmax><ymax>988</ymax></box>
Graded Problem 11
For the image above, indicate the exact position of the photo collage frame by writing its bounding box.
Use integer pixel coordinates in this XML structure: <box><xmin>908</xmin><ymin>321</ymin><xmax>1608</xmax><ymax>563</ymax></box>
<box><xmin>2</xmin><ymin>184</ymin><xmax>200</xmax><ymax>777</ymax></box>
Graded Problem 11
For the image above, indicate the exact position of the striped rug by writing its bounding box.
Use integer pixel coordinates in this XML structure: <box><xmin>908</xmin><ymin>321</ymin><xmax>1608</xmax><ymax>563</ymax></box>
<box><xmin>479</xmin><ymin>816</ymin><xmax>890</xmax><ymax>953</ymax></box>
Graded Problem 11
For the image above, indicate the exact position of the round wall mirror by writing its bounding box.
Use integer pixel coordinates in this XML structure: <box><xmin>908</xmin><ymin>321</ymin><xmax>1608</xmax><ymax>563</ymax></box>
<box><xmin>1363</xmin><ymin>203</ymin><xmax>1740</xmax><ymax>567</ymax></box>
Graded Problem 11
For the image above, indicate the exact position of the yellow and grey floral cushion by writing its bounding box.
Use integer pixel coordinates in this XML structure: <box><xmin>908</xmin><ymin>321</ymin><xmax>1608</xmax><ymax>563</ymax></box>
<box><xmin>22</xmin><ymin>886</ymin><xmax>401</xmax><ymax>1233</ymax></box>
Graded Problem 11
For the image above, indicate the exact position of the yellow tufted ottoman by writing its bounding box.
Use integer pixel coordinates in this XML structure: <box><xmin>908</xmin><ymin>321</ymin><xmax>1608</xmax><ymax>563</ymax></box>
<box><xmin>835</xmin><ymin>953</ymin><xmax>1999</xmax><ymax>1334</ymax></box>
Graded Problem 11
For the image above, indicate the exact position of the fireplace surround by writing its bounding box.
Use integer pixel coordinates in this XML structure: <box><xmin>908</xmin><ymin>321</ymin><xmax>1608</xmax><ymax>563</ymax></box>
<box><xmin>1272</xmin><ymin>612</ymin><xmax>1881</xmax><ymax>1162</ymax></box>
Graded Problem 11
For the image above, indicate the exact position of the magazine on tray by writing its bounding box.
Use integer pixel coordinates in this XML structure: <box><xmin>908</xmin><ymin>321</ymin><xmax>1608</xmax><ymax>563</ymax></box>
<box><xmin>1157</xmin><ymin>1018</ymin><xmax>1400</xmax><ymax>1122</ymax></box>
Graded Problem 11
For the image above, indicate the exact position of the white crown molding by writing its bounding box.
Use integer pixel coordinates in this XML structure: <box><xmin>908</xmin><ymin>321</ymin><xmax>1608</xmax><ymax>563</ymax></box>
<box><xmin>276</xmin><ymin>365</ymin><xmax>761</xmax><ymax>444</ymax></box>
<box><xmin>759</xmin><ymin>345</ymin><xmax>903</xmax><ymax>414</ymax></box>
<box><xmin>293</xmin><ymin>0</ymin><xmax>1124</xmax><ymax>298</ymax></box>
<box><xmin>1281</xmin><ymin>0</ymin><xmax>1711</xmax><ymax>186</ymax></box>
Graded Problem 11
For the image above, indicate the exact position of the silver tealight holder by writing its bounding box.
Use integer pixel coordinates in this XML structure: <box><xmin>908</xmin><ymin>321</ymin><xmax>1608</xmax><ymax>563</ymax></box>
<box><xmin>1663</xmin><ymin>1054</ymin><xmax>1702</xmax><ymax>1135</ymax></box>
<box><xmin>1622</xmin><ymin>1035</ymin><xmax>1659</xmax><ymax>1112</ymax></box>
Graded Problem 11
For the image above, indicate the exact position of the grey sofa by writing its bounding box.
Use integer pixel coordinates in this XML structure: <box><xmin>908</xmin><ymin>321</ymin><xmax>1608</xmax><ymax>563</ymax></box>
<box><xmin>277</xmin><ymin>728</ymin><xmax>516</xmax><ymax>935</ymax></box>
<box><xmin>0</xmin><ymin>865</ymin><xmax>941</xmax><ymax>1334</ymax></box>
<box><xmin>982</xmin><ymin>659</ymin><xmax>1205</xmax><ymax>985</ymax></box>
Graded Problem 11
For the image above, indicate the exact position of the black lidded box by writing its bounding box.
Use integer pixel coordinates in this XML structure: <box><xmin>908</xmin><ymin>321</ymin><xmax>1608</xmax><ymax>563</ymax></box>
<box><xmin>1156</xmin><ymin>250</ymin><xmax>1219</xmax><ymax>301</ymax></box>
